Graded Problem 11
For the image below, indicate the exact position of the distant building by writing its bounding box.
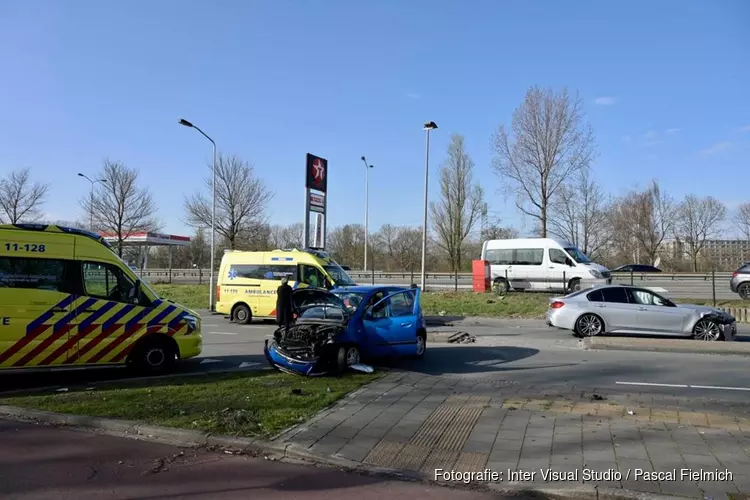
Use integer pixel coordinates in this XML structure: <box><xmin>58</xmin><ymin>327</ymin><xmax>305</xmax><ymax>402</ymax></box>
<box><xmin>661</xmin><ymin>239</ymin><xmax>750</xmax><ymax>270</ymax></box>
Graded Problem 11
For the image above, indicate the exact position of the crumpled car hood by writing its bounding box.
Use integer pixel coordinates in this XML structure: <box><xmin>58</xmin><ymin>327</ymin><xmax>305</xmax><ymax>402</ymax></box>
<box><xmin>678</xmin><ymin>303</ymin><xmax>735</xmax><ymax>321</ymax></box>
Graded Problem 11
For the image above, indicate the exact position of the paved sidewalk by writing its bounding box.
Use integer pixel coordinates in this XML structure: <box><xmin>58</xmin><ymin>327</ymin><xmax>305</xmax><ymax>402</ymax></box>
<box><xmin>274</xmin><ymin>372</ymin><xmax>750</xmax><ymax>499</ymax></box>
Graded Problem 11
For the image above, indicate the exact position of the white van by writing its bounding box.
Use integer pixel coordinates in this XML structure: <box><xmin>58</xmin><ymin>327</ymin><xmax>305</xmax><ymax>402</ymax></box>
<box><xmin>480</xmin><ymin>238</ymin><xmax>611</xmax><ymax>294</ymax></box>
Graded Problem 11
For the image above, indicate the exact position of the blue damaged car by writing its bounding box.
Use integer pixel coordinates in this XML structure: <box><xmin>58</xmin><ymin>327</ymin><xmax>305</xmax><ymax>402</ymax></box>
<box><xmin>263</xmin><ymin>285</ymin><xmax>426</xmax><ymax>376</ymax></box>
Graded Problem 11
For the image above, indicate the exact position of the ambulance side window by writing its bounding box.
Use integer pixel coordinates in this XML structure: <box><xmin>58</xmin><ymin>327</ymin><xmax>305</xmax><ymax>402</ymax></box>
<box><xmin>0</xmin><ymin>257</ymin><xmax>66</xmax><ymax>291</ymax></box>
<box><xmin>81</xmin><ymin>262</ymin><xmax>136</xmax><ymax>304</ymax></box>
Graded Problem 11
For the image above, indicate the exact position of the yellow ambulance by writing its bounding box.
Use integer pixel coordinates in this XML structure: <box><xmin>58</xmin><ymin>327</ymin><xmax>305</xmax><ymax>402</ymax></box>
<box><xmin>216</xmin><ymin>248</ymin><xmax>357</xmax><ymax>323</ymax></box>
<box><xmin>0</xmin><ymin>223</ymin><xmax>202</xmax><ymax>373</ymax></box>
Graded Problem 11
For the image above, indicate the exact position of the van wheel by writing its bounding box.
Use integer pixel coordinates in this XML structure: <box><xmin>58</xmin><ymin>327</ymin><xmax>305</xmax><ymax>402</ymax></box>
<box><xmin>567</xmin><ymin>278</ymin><xmax>581</xmax><ymax>293</ymax></box>
<box><xmin>129</xmin><ymin>337</ymin><xmax>176</xmax><ymax>374</ymax></box>
<box><xmin>493</xmin><ymin>278</ymin><xmax>509</xmax><ymax>295</ymax></box>
<box><xmin>232</xmin><ymin>304</ymin><xmax>252</xmax><ymax>324</ymax></box>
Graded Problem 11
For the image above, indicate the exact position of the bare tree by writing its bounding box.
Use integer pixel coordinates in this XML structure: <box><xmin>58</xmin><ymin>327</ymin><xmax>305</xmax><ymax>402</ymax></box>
<box><xmin>392</xmin><ymin>227</ymin><xmax>422</xmax><ymax>282</ymax></box>
<box><xmin>735</xmin><ymin>202</ymin><xmax>750</xmax><ymax>242</ymax></box>
<box><xmin>184</xmin><ymin>153</ymin><xmax>273</xmax><ymax>250</ymax></box>
<box><xmin>374</xmin><ymin>224</ymin><xmax>399</xmax><ymax>271</ymax></box>
<box><xmin>0</xmin><ymin>168</ymin><xmax>50</xmax><ymax>224</ymax></box>
<box><xmin>609</xmin><ymin>181</ymin><xmax>677</xmax><ymax>265</ymax></box>
<box><xmin>492</xmin><ymin>86</ymin><xmax>596</xmax><ymax>236</ymax></box>
<box><xmin>675</xmin><ymin>195</ymin><xmax>727</xmax><ymax>271</ymax></box>
<box><xmin>327</xmin><ymin>224</ymin><xmax>365</xmax><ymax>268</ymax></box>
<box><xmin>548</xmin><ymin>169</ymin><xmax>611</xmax><ymax>260</ymax></box>
<box><xmin>82</xmin><ymin>160</ymin><xmax>158</xmax><ymax>257</ymax></box>
<box><xmin>431</xmin><ymin>134</ymin><xmax>484</xmax><ymax>278</ymax></box>
<box><xmin>269</xmin><ymin>223</ymin><xmax>304</xmax><ymax>249</ymax></box>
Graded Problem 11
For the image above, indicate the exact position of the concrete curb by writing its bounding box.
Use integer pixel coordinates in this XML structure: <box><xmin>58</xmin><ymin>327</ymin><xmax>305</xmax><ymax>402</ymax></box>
<box><xmin>0</xmin><ymin>404</ymin><xmax>686</xmax><ymax>500</ymax></box>
<box><xmin>582</xmin><ymin>336</ymin><xmax>750</xmax><ymax>356</ymax></box>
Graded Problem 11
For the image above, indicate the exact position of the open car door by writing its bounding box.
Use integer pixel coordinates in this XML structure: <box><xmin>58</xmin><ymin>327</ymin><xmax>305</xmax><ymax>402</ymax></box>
<box><xmin>363</xmin><ymin>289</ymin><xmax>420</xmax><ymax>357</ymax></box>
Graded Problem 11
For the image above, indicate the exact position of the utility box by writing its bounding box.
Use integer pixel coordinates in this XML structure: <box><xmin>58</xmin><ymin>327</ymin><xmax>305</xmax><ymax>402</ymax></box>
<box><xmin>472</xmin><ymin>259</ymin><xmax>490</xmax><ymax>292</ymax></box>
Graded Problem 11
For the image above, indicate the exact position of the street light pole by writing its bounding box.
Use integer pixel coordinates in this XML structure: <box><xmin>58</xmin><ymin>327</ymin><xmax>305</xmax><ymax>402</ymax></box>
<box><xmin>77</xmin><ymin>173</ymin><xmax>107</xmax><ymax>230</ymax></box>
<box><xmin>179</xmin><ymin>118</ymin><xmax>217</xmax><ymax>312</ymax></box>
<box><xmin>360</xmin><ymin>156</ymin><xmax>373</xmax><ymax>274</ymax></box>
<box><xmin>420</xmin><ymin>121</ymin><xmax>438</xmax><ymax>291</ymax></box>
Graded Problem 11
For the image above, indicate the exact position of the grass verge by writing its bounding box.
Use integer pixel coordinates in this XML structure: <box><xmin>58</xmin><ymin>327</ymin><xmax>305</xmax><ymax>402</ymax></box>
<box><xmin>153</xmin><ymin>283</ymin><xmax>749</xmax><ymax>320</ymax></box>
<box><xmin>1</xmin><ymin>370</ymin><xmax>379</xmax><ymax>438</ymax></box>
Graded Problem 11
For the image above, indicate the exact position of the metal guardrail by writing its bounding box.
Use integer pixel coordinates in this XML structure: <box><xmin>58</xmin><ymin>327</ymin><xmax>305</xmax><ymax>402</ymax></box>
<box><xmin>134</xmin><ymin>268</ymin><xmax>735</xmax><ymax>282</ymax></box>
<box><xmin>131</xmin><ymin>268</ymin><xmax>744</xmax><ymax>301</ymax></box>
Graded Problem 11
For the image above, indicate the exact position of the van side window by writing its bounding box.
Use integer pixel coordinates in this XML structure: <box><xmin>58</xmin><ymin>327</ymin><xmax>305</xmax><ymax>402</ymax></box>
<box><xmin>0</xmin><ymin>257</ymin><xmax>65</xmax><ymax>291</ymax></box>
<box><xmin>82</xmin><ymin>262</ymin><xmax>136</xmax><ymax>304</ymax></box>
<box><xmin>549</xmin><ymin>249</ymin><xmax>568</xmax><ymax>265</ymax></box>
<box><xmin>484</xmin><ymin>249</ymin><xmax>512</xmax><ymax>265</ymax></box>
<box><xmin>513</xmin><ymin>249</ymin><xmax>543</xmax><ymax>266</ymax></box>
<box><xmin>228</xmin><ymin>264</ymin><xmax>297</xmax><ymax>281</ymax></box>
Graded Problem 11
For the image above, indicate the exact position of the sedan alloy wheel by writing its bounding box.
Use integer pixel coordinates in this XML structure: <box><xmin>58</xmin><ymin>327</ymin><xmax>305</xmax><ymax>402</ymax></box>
<box><xmin>693</xmin><ymin>319</ymin><xmax>721</xmax><ymax>341</ymax></box>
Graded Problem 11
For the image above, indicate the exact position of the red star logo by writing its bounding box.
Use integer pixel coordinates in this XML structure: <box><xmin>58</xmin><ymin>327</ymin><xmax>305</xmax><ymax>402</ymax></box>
<box><xmin>312</xmin><ymin>158</ymin><xmax>325</xmax><ymax>182</ymax></box>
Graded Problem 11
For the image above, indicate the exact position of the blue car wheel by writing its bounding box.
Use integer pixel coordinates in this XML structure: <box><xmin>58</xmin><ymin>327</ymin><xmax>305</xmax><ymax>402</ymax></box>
<box><xmin>336</xmin><ymin>346</ymin><xmax>360</xmax><ymax>373</ymax></box>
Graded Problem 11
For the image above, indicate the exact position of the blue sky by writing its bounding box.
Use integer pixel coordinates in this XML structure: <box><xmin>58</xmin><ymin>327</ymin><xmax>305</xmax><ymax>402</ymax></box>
<box><xmin>1</xmin><ymin>0</ymin><xmax>749</xmax><ymax>237</ymax></box>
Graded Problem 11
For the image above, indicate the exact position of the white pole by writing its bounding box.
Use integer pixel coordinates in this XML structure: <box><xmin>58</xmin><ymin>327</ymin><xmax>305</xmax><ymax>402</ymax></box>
<box><xmin>420</xmin><ymin>129</ymin><xmax>431</xmax><ymax>290</ymax></box>
<box><xmin>210</xmin><ymin>142</ymin><xmax>216</xmax><ymax>312</ymax></box>
<box><xmin>365</xmin><ymin>165</ymin><xmax>369</xmax><ymax>272</ymax></box>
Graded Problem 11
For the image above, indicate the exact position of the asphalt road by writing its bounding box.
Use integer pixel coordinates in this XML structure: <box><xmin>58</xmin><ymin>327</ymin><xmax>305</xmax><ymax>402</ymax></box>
<box><xmin>3</xmin><ymin>312</ymin><xmax>750</xmax><ymax>405</ymax></box>
<box><xmin>0</xmin><ymin>419</ymin><xmax>501</xmax><ymax>500</ymax></box>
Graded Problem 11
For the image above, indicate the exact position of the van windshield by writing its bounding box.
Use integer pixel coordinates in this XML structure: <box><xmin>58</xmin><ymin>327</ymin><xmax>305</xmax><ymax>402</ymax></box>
<box><xmin>564</xmin><ymin>247</ymin><xmax>590</xmax><ymax>264</ymax></box>
<box><xmin>324</xmin><ymin>263</ymin><xmax>357</xmax><ymax>286</ymax></box>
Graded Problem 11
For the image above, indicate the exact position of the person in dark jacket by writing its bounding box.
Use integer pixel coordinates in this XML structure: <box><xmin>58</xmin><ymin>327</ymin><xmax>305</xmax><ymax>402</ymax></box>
<box><xmin>276</xmin><ymin>276</ymin><xmax>294</xmax><ymax>328</ymax></box>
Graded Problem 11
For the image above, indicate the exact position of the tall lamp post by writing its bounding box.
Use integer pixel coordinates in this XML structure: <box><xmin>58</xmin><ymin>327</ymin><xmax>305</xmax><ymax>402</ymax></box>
<box><xmin>77</xmin><ymin>173</ymin><xmax>106</xmax><ymax>230</ymax></box>
<box><xmin>420</xmin><ymin>121</ymin><xmax>438</xmax><ymax>291</ymax></box>
<box><xmin>360</xmin><ymin>156</ymin><xmax>373</xmax><ymax>276</ymax></box>
<box><xmin>179</xmin><ymin>118</ymin><xmax>217</xmax><ymax>312</ymax></box>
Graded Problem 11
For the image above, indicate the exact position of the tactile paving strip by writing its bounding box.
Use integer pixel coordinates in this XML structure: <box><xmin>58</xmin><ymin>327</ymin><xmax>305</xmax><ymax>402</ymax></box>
<box><xmin>453</xmin><ymin>451</ymin><xmax>489</xmax><ymax>472</ymax></box>
<box><xmin>389</xmin><ymin>443</ymin><xmax>433</xmax><ymax>471</ymax></box>
<box><xmin>420</xmin><ymin>449</ymin><xmax>460</xmax><ymax>474</ymax></box>
<box><xmin>363</xmin><ymin>440</ymin><xmax>405</xmax><ymax>466</ymax></box>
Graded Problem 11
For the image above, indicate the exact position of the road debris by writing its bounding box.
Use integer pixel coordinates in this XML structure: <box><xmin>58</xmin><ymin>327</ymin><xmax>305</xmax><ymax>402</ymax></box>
<box><xmin>447</xmin><ymin>332</ymin><xmax>476</xmax><ymax>344</ymax></box>
<box><xmin>350</xmin><ymin>363</ymin><xmax>374</xmax><ymax>373</ymax></box>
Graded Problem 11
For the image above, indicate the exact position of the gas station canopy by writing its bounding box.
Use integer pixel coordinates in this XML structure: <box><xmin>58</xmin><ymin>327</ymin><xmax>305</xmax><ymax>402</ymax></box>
<box><xmin>98</xmin><ymin>231</ymin><xmax>191</xmax><ymax>246</ymax></box>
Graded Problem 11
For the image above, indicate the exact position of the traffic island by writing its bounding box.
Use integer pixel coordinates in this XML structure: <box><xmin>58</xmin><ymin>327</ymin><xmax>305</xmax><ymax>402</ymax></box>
<box><xmin>582</xmin><ymin>336</ymin><xmax>750</xmax><ymax>356</ymax></box>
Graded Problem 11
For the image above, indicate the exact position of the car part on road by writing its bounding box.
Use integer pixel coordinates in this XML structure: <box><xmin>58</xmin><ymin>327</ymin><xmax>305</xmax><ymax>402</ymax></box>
<box><xmin>445</xmin><ymin>332</ymin><xmax>476</xmax><ymax>344</ymax></box>
<box><xmin>350</xmin><ymin>363</ymin><xmax>374</xmax><ymax>373</ymax></box>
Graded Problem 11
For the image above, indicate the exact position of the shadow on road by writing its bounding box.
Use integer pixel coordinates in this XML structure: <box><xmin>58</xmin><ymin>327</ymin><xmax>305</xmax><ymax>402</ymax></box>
<box><xmin>376</xmin><ymin>346</ymin><xmax>581</xmax><ymax>376</ymax></box>
<box><xmin>425</xmin><ymin>315</ymin><xmax>465</xmax><ymax>326</ymax></box>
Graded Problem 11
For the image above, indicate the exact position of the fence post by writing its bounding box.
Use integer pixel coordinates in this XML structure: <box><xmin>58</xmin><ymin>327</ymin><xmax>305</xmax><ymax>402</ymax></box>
<box><xmin>563</xmin><ymin>271</ymin><xmax>566</xmax><ymax>293</ymax></box>
<box><xmin>505</xmin><ymin>268</ymin><xmax>509</xmax><ymax>289</ymax></box>
<box><xmin>712</xmin><ymin>270</ymin><xmax>716</xmax><ymax>307</ymax></box>
<box><xmin>454</xmin><ymin>269</ymin><xmax>458</xmax><ymax>292</ymax></box>
<box><xmin>199</xmin><ymin>268</ymin><xmax>203</xmax><ymax>285</ymax></box>
<box><xmin>169</xmin><ymin>268</ymin><xmax>172</xmax><ymax>284</ymax></box>
<box><xmin>630</xmin><ymin>271</ymin><xmax>634</xmax><ymax>286</ymax></box>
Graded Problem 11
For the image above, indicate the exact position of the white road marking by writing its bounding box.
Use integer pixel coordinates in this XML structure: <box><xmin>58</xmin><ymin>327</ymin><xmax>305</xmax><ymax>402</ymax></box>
<box><xmin>208</xmin><ymin>331</ymin><xmax>237</xmax><ymax>335</ymax></box>
<box><xmin>200</xmin><ymin>358</ymin><xmax>223</xmax><ymax>364</ymax></box>
<box><xmin>239</xmin><ymin>362</ymin><xmax>260</xmax><ymax>369</ymax></box>
<box><xmin>616</xmin><ymin>381</ymin><xmax>750</xmax><ymax>391</ymax></box>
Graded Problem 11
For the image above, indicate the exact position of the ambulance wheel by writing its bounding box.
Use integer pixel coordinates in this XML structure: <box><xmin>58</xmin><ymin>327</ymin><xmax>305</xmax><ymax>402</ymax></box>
<box><xmin>129</xmin><ymin>336</ymin><xmax>176</xmax><ymax>374</ymax></box>
<box><xmin>232</xmin><ymin>303</ymin><xmax>252</xmax><ymax>324</ymax></box>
